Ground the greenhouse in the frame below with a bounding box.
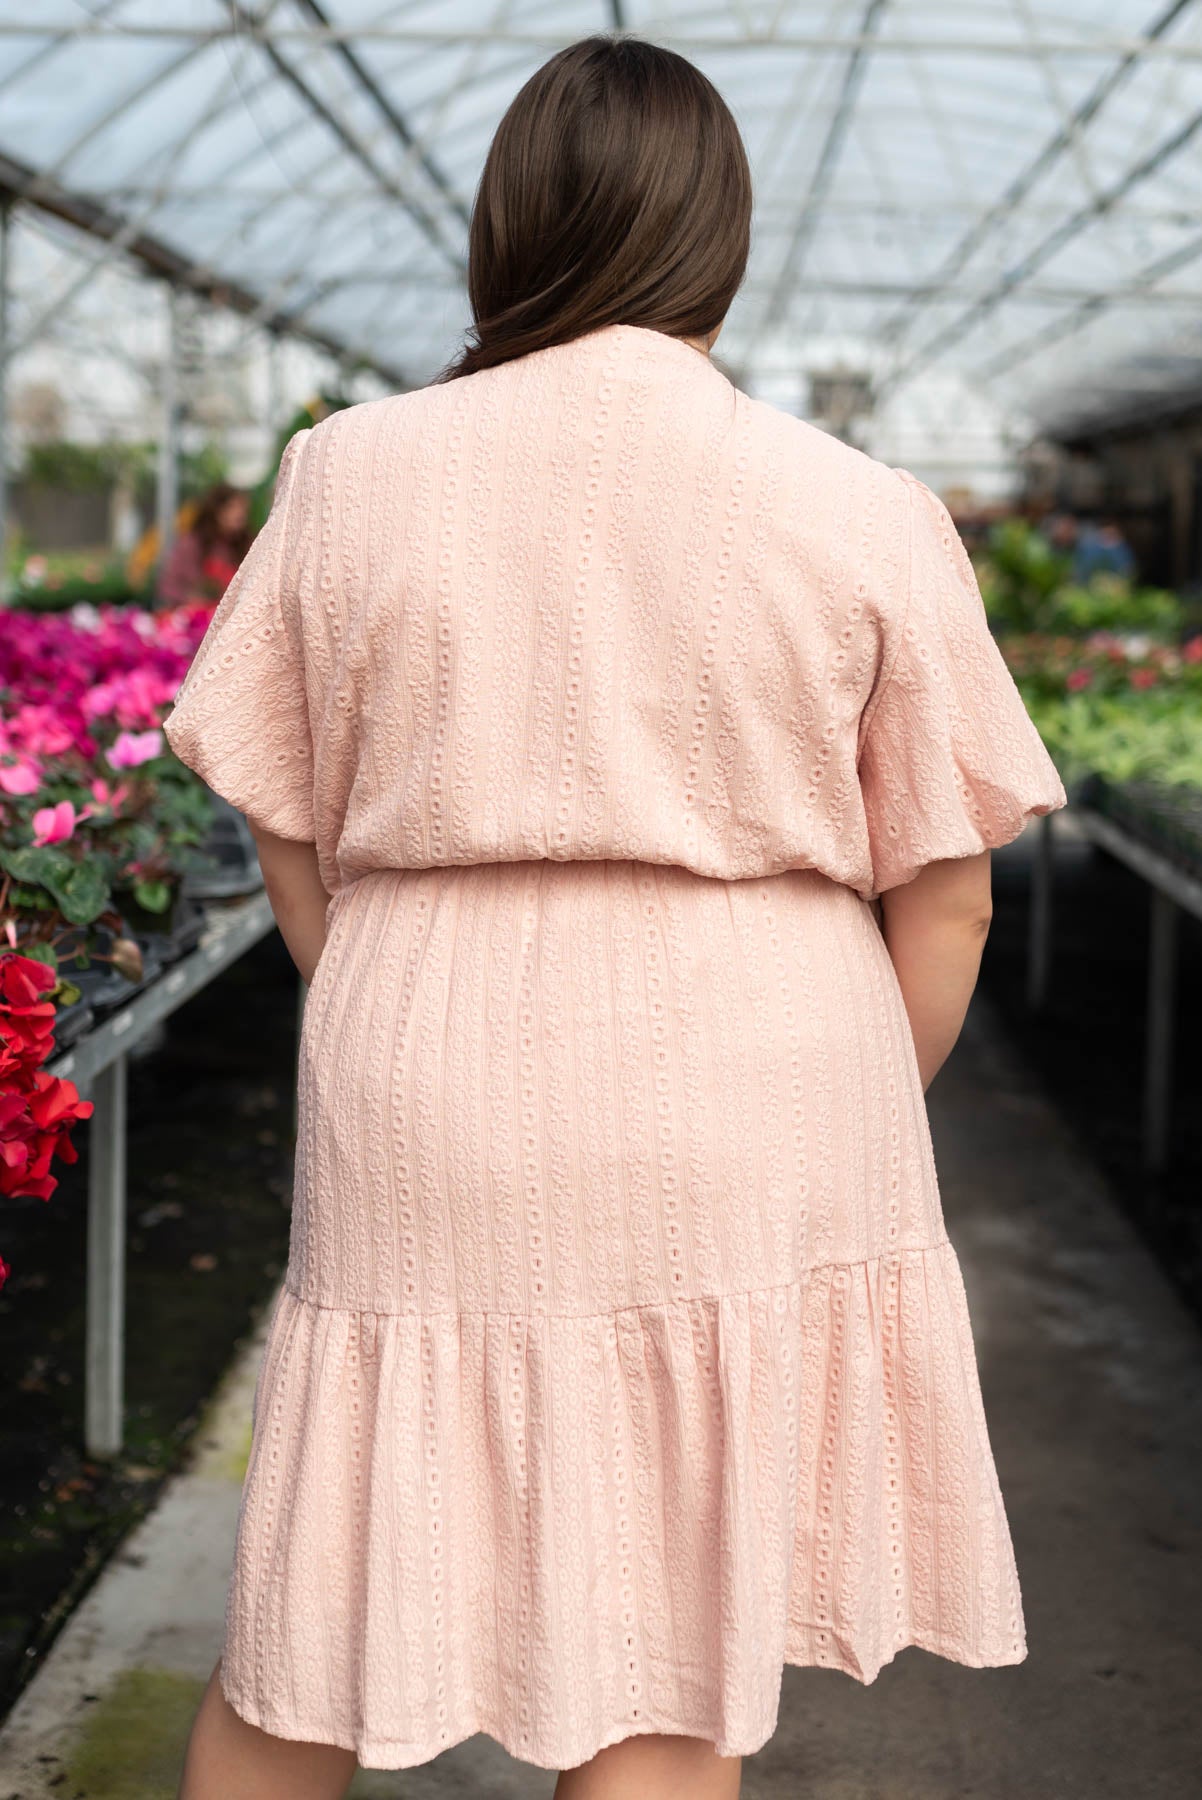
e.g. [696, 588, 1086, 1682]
[0, 5, 1200, 1796]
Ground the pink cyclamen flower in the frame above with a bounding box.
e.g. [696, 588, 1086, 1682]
[89, 776, 132, 811]
[32, 799, 79, 846]
[107, 728, 164, 770]
[0, 757, 42, 796]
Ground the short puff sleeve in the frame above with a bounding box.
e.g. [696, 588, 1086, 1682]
[163, 427, 315, 841]
[857, 467, 1066, 895]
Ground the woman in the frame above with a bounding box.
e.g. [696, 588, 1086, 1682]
[156, 482, 252, 608]
[165, 35, 1065, 1800]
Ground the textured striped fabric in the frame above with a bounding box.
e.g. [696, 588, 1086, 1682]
[163, 322, 1065, 1770]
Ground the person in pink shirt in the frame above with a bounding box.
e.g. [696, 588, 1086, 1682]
[156, 483, 252, 609]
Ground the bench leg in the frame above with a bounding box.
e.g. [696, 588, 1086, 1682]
[1143, 889, 1178, 1174]
[1026, 811, 1055, 1009]
[85, 1052, 128, 1457]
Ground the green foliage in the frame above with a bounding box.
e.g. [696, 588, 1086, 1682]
[107, 758, 216, 914]
[13, 550, 149, 611]
[977, 518, 1070, 630]
[178, 441, 230, 499]
[131, 878, 172, 914]
[20, 941, 58, 970]
[0, 844, 113, 926]
[20, 440, 151, 493]
[985, 518, 1202, 807]
[247, 391, 354, 531]
[1042, 577, 1182, 636]
[1020, 687, 1202, 791]
[976, 517, 1184, 638]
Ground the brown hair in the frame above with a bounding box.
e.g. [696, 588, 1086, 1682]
[190, 482, 251, 562]
[440, 35, 752, 380]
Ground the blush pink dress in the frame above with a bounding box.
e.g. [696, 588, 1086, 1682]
[163, 322, 1066, 1771]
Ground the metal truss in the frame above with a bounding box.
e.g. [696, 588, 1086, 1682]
[3, 21, 1202, 58]
[0, 0, 1201, 441]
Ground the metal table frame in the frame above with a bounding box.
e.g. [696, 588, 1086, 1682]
[44, 889, 283, 1457]
[1027, 807, 1202, 1173]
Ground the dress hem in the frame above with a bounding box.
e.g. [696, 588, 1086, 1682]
[220, 1633, 1028, 1772]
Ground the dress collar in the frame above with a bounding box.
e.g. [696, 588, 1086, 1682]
[562, 321, 733, 395]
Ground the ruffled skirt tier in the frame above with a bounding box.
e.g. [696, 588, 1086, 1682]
[220, 1237, 1024, 1771]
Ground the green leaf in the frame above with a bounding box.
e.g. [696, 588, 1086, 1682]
[131, 878, 171, 914]
[0, 844, 75, 891]
[58, 860, 112, 926]
[22, 942, 57, 971]
[9, 884, 55, 913]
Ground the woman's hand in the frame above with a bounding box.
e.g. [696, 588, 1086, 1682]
[878, 850, 993, 1092]
[247, 825, 331, 987]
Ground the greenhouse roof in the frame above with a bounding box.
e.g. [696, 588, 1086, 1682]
[3, 1, 1202, 439]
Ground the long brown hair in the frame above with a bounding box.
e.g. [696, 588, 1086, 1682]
[190, 481, 251, 562]
[440, 35, 752, 381]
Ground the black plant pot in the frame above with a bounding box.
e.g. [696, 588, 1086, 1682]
[1081, 773, 1202, 879]
[55, 922, 148, 1021]
[182, 793, 263, 900]
[116, 888, 207, 967]
[50, 994, 95, 1053]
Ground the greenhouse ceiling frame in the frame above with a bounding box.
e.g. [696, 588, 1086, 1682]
[2, 1, 1202, 508]
[2, 21, 1202, 57]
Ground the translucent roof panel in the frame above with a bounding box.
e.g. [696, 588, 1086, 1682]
[3, 1, 1202, 438]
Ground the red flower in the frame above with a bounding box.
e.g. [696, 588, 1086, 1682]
[1130, 667, 1159, 690]
[0, 954, 58, 1082]
[200, 552, 239, 595]
[0, 1070, 93, 1201]
[0, 1249, 9, 1291]
[1183, 636, 1202, 664]
[27, 1068, 92, 1145]
[1065, 668, 1093, 691]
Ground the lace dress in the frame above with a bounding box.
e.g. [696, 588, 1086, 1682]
[162, 323, 1066, 1771]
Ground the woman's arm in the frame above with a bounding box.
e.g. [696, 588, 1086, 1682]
[878, 850, 993, 1092]
[248, 826, 331, 987]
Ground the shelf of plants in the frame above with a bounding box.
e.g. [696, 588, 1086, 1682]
[980, 520, 1202, 1171]
[0, 594, 289, 1454]
[982, 518, 1202, 844]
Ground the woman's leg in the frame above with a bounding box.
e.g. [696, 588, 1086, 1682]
[554, 1732, 742, 1800]
[178, 1661, 357, 1800]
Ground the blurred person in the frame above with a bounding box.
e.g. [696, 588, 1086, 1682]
[1072, 513, 1136, 583]
[166, 33, 1066, 1800]
[1042, 509, 1080, 557]
[156, 481, 252, 608]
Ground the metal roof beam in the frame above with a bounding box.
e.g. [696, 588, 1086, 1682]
[875, 0, 1198, 351]
[82, 185, 1202, 229]
[0, 0, 125, 103]
[222, 2, 466, 273]
[297, 267, 1202, 305]
[977, 224, 1202, 381]
[5, 23, 1202, 58]
[760, 0, 891, 328]
[0, 150, 409, 388]
[883, 85, 1202, 395]
[290, 0, 470, 228]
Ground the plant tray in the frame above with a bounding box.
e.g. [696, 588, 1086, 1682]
[120, 893, 208, 967]
[183, 793, 264, 899]
[50, 995, 95, 1053]
[1077, 773, 1202, 880]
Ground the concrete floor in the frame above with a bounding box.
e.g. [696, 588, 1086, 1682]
[0, 989, 1199, 1799]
